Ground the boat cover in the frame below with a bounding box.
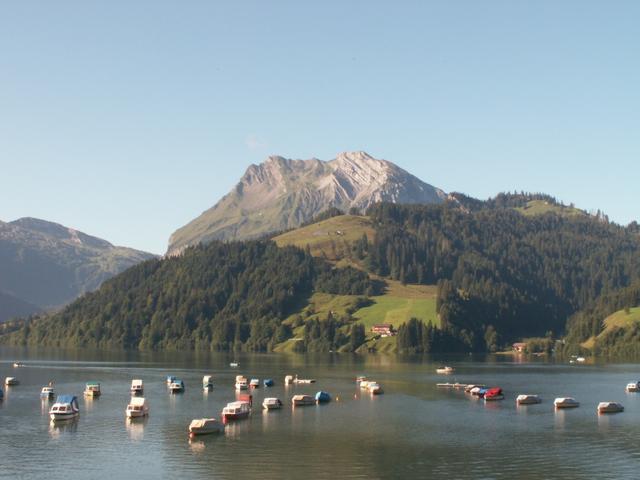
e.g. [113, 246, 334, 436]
[129, 397, 146, 407]
[315, 391, 331, 403]
[263, 379, 274, 387]
[486, 388, 502, 397]
[131, 380, 143, 387]
[56, 395, 78, 407]
[190, 418, 216, 429]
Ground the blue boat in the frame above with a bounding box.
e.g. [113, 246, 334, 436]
[315, 391, 331, 403]
[264, 379, 274, 387]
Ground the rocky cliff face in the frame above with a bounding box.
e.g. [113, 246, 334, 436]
[168, 151, 446, 254]
[0, 217, 156, 319]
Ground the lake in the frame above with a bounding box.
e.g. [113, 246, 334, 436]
[1, 348, 639, 479]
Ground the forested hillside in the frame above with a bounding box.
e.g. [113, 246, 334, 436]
[3, 241, 377, 350]
[363, 200, 640, 351]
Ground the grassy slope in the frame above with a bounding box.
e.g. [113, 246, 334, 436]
[515, 200, 586, 218]
[581, 307, 640, 349]
[273, 214, 438, 353]
[273, 215, 374, 261]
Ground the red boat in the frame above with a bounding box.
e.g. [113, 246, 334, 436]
[484, 387, 504, 401]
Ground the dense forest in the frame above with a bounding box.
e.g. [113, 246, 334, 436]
[2, 241, 377, 350]
[4, 193, 640, 353]
[364, 200, 640, 350]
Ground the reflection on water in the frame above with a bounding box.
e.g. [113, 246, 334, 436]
[2, 348, 640, 479]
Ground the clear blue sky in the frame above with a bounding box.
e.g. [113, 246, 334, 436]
[1, 1, 638, 254]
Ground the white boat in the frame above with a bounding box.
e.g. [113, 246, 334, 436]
[576, 357, 586, 363]
[293, 378, 316, 384]
[5, 377, 19, 386]
[203, 375, 213, 391]
[436, 366, 455, 374]
[368, 382, 384, 395]
[626, 382, 640, 392]
[41, 386, 55, 399]
[130, 379, 144, 395]
[222, 401, 251, 421]
[189, 418, 224, 436]
[125, 397, 149, 418]
[229, 362, 239, 368]
[83, 382, 101, 398]
[359, 380, 372, 390]
[464, 384, 486, 393]
[169, 379, 185, 393]
[49, 395, 80, 421]
[284, 375, 294, 385]
[12, 362, 24, 368]
[554, 397, 580, 409]
[516, 394, 542, 405]
[235, 376, 248, 390]
[262, 397, 283, 410]
[250, 378, 260, 388]
[597, 401, 624, 414]
[292, 394, 315, 406]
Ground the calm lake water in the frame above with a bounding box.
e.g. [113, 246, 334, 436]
[1, 348, 640, 479]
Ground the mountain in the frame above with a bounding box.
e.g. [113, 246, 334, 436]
[167, 151, 446, 255]
[0, 290, 41, 324]
[0, 217, 156, 318]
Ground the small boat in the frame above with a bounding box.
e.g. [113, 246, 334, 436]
[315, 391, 331, 403]
[368, 382, 384, 395]
[292, 394, 315, 406]
[484, 387, 504, 401]
[41, 386, 55, 399]
[49, 395, 80, 421]
[229, 362, 239, 368]
[516, 394, 542, 405]
[262, 397, 283, 410]
[597, 401, 624, 414]
[284, 375, 294, 385]
[166, 375, 177, 385]
[202, 375, 214, 391]
[169, 379, 185, 393]
[189, 418, 224, 436]
[4, 377, 19, 386]
[130, 379, 144, 395]
[83, 382, 101, 398]
[222, 401, 251, 422]
[12, 362, 25, 368]
[576, 357, 586, 363]
[359, 381, 372, 390]
[464, 384, 486, 393]
[626, 382, 640, 393]
[554, 397, 580, 409]
[263, 378, 274, 387]
[250, 378, 260, 388]
[235, 376, 249, 391]
[126, 397, 149, 418]
[294, 378, 316, 384]
[436, 366, 455, 375]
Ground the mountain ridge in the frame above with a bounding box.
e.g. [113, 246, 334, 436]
[167, 151, 446, 255]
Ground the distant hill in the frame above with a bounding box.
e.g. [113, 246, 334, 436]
[0, 217, 156, 318]
[0, 290, 41, 324]
[167, 151, 446, 255]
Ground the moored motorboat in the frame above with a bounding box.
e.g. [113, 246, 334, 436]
[516, 394, 541, 405]
[484, 387, 504, 401]
[169, 379, 185, 393]
[41, 386, 55, 399]
[359, 381, 372, 390]
[436, 366, 455, 375]
[126, 397, 149, 418]
[262, 397, 283, 410]
[222, 401, 251, 422]
[285, 375, 294, 385]
[13, 362, 25, 368]
[263, 378, 274, 387]
[5, 377, 19, 386]
[229, 362, 239, 368]
[250, 378, 260, 388]
[131, 379, 144, 395]
[597, 401, 624, 414]
[464, 384, 486, 393]
[294, 378, 316, 384]
[368, 382, 384, 395]
[315, 391, 331, 403]
[49, 395, 79, 421]
[554, 397, 579, 409]
[189, 418, 224, 436]
[202, 375, 213, 391]
[292, 394, 315, 406]
[235, 376, 249, 390]
[166, 375, 177, 385]
[83, 382, 101, 398]
[626, 382, 640, 393]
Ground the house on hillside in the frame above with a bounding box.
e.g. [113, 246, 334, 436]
[512, 342, 527, 353]
[371, 324, 395, 337]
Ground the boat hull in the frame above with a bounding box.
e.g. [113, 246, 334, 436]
[222, 412, 249, 422]
[50, 412, 79, 422]
[126, 410, 148, 418]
